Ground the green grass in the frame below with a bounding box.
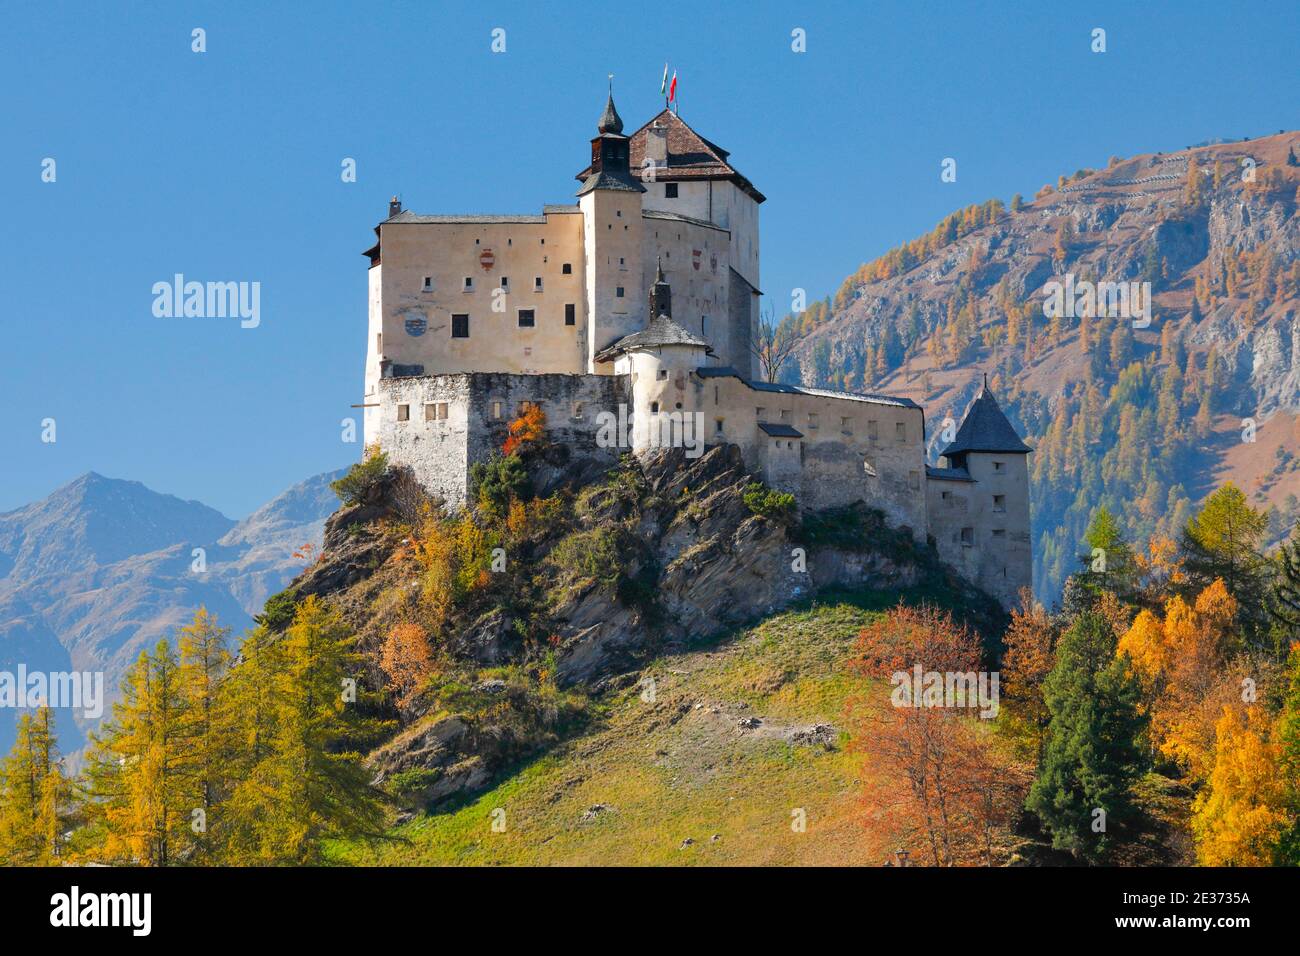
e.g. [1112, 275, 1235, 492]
[326, 596, 896, 866]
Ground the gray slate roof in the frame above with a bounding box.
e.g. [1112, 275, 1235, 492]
[941, 383, 1031, 456]
[925, 465, 974, 482]
[758, 422, 804, 438]
[695, 366, 919, 409]
[575, 169, 645, 196]
[594, 315, 713, 361]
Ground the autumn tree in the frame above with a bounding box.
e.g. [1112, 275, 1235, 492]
[0, 707, 65, 865]
[1191, 706, 1287, 865]
[1026, 611, 1146, 862]
[1180, 483, 1270, 640]
[380, 620, 436, 709]
[175, 608, 234, 860]
[1001, 589, 1057, 752]
[80, 640, 190, 865]
[223, 596, 386, 865]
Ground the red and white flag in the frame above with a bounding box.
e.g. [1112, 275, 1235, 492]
[668, 70, 677, 104]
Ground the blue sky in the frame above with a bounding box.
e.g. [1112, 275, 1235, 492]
[3, 0, 1297, 517]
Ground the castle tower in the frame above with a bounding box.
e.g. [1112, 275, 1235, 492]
[934, 375, 1033, 608]
[577, 90, 646, 373]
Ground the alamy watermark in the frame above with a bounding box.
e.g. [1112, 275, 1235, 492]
[595, 404, 704, 458]
[0, 666, 104, 719]
[152, 274, 260, 328]
[890, 665, 1000, 719]
[1042, 273, 1151, 329]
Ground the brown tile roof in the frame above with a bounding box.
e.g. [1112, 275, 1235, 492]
[576, 109, 765, 203]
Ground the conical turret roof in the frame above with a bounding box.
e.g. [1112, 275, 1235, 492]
[941, 376, 1031, 456]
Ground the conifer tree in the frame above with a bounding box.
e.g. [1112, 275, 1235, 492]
[1025, 611, 1147, 862]
[176, 608, 234, 860]
[81, 640, 190, 865]
[0, 706, 65, 865]
[1180, 483, 1270, 640]
[224, 596, 385, 864]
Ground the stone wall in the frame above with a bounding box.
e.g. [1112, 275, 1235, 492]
[376, 372, 630, 509]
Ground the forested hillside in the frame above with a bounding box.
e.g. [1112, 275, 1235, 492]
[782, 132, 1300, 603]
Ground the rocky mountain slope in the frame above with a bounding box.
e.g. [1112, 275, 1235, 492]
[282, 447, 1004, 813]
[784, 131, 1300, 602]
[0, 470, 343, 752]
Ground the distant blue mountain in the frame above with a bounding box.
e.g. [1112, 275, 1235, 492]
[0, 469, 345, 757]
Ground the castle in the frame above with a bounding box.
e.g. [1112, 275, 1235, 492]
[360, 92, 1032, 608]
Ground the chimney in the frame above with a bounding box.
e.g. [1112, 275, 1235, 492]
[388, 196, 402, 218]
[646, 121, 668, 169]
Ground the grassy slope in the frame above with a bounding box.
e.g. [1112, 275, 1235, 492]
[328, 592, 924, 866]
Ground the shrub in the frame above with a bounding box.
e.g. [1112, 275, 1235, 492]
[331, 450, 388, 506]
[743, 482, 796, 523]
[255, 587, 300, 631]
[470, 453, 530, 518]
[549, 528, 621, 587]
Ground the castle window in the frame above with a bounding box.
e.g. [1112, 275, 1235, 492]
[517, 309, 535, 328]
[867, 420, 879, 441]
[463, 277, 474, 292]
[534, 277, 543, 292]
[571, 402, 584, 419]
[960, 527, 974, 546]
[396, 404, 409, 422]
[422, 276, 433, 292]
[451, 314, 470, 338]
[756, 407, 766, 419]
[492, 401, 503, 419]
[896, 421, 907, 443]
[993, 494, 1006, 513]
[992, 529, 1006, 539]
[500, 276, 509, 290]
[616, 287, 625, 298]
[863, 458, 877, 478]
[665, 183, 678, 198]
[651, 402, 660, 413]
[808, 413, 818, 429]
[715, 418, 725, 435]
[993, 461, 1004, 472]
[910, 471, 921, 490]
[562, 263, 572, 275]
[779, 409, 791, 422]
[841, 416, 852, 434]
[424, 403, 449, 422]
[657, 369, 668, 380]
[941, 490, 952, 500]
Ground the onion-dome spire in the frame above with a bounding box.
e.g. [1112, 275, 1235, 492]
[598, 82, 624, 135]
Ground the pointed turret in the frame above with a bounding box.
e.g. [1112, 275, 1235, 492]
[648, 257, 671, 318]
[576, 86, 643, 197]
[941, 376, 1031, 458]
[597, 92, 624, 135]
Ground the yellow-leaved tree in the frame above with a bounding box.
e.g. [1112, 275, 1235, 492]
[1192, 706, 1287, 866]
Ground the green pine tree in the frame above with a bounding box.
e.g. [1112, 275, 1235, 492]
[1026, 611, 1147, 863]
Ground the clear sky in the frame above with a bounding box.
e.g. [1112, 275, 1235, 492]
[3, 0, 1297, 517]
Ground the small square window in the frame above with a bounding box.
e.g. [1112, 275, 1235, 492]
[534, 277, 543, 291]
[941, 490, 952, 500]
[960, 527, 974, 546]
[565, 303, 576, 326]
[909, 470, 921, 490]
[756, 407, 766, 419]
[562, 263, 573, 275]
[616, 286, 625, 298]
[808, 413, 819, 429]
[463, 277, 474, 292]
[571, 402, 584, 419]
[424, 403, 436, 421]
[779, 409, 791, 422]
[451, 314, 469, 338]
[422, 276, 433, 292]
[715, 418, 725, 434]
[665, 183, 678, 198]
[500, 276, 509, 290]
[993, 461, 1005, 472]
[868, 420, 879, 441]
[896, 421, 907, 443]
[657, 369, 668, 380]
[651, 401, 660, 414]
[396, 404, 409, 422]
[518, 309, 535, 328]
[993, 494, 1006, 512]
[992, 529, 1006, 539]
[492, 401, 503, 419]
